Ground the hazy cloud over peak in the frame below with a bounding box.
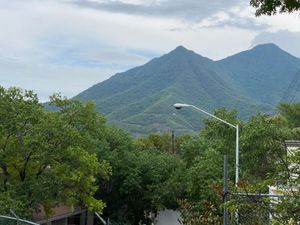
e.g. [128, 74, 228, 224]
[251, 30, 300, 58]
[70, 0, 243, 21]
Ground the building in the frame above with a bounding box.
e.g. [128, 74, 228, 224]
[33, 204, 96, 225]
[268, 140, 299, 223]
[269, 140, 300, 196]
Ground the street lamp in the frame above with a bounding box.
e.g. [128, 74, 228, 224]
[173, 103, 239, 186]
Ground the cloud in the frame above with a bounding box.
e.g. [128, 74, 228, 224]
[69, 0, 243, 22]
[196, 10, 267, 30]
[0, 56, 121, 102]
[67, 0, 300, 32]
[251, 30, 300, 58]
[0, 0, 299, 102]
[0, 0, 155, 101]
[0, 0, 154, 66]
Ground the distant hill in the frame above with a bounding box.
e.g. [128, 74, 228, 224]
[74, 44, 300, 135]
[218, 43, 300, 106]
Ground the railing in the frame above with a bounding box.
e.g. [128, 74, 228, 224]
[1, 210, 110, 225]
[94, 212, 109, 225]
[0, 210, 39, 225]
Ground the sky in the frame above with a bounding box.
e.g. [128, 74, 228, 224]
[1, 0, 300, 102]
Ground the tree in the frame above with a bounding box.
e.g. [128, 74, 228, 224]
[250, 0, 300, 16]
[177, 109, 238, 224]
[135, 132, 192, 154]
[179, 136, 206, 166]
[226, 104, 300, 224]
[135, 133, 173, 153]
[200, 108, 238, 155]
[240, 113, 292, 181]
[227, 151, 300, 224]
[0, 87, 111, 217]
[178, 199, 222, 225]
[97, 128, 187, 225]
[278, 102, 300, 129]
[271, 149, 300, 223]
[186, 148, 223, 204]
[199, 108, 239, 181]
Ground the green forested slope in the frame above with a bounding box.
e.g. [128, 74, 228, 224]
[218, 43, 300, 105]
[76, 46, 277, 135]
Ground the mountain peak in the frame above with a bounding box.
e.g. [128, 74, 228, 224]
[75, 44, 300, 135]
[245, 42, 300, 60]
[170, 45, 192, 55]
[252, 43, 281, 51]
[221, 43, 293, 62]
[174, 45, 188, 51]
[167, 45, 208, 61]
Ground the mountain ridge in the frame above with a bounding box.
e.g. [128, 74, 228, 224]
[218, 43, 300, 105]
[75, 43, 300, 135]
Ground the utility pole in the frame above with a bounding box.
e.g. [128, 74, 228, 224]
[171, 130, 175, 154]
[223, 155, 229, 225]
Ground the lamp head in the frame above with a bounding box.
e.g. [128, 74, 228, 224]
[173, 103, 189, 110]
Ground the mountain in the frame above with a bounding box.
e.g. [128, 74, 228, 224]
[218, 43, 300, 105]
[74, 45, 292, 135]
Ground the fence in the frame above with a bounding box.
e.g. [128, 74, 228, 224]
[227, 193, 273, 225]
[1, 210, 110, 225]
[0, 214, 39, 225]
[225, 192, 299, 225]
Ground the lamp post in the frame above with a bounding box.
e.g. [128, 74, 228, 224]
[173, 103, 239, 185]
[174, 103, 239, 225]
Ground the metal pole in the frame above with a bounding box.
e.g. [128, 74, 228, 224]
[0, 215, 40, 225]
[171, 130, 175, 154]
[235, 125, 239, 225]
[189, 105, 236, 129]
[232, 193, 285, 197]
[174, 103, 241, 224]
[235, 125, 239, 186]
[10, 210, 20, 225]
[223, 154, 228, 225]
[94, 212, 107, 225]
[177, 104, 239, 184]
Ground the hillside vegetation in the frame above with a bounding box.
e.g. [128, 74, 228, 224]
[2, 87, 299, 224]
[75, 44, 300, 135]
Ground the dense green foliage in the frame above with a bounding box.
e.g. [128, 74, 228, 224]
[101, 140, 186, 223]
[75, 44, 300, 135]
[0, 87, 111, 217]
[240, 113, 292, 181]
[1, 87, 299, 224]
[174, 105, 299, 225]
[250, 0, 300, 16]
[225, 104, 300, 224]
[278, 102, 300, 128]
